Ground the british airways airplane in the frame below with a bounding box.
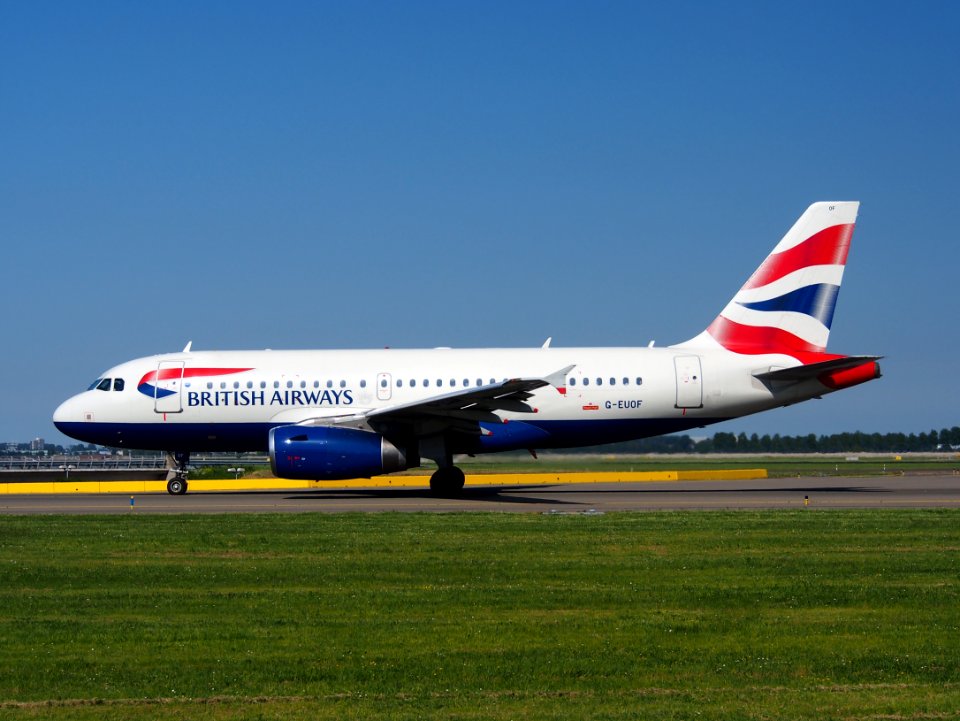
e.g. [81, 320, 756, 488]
[54, 202, 880, 495]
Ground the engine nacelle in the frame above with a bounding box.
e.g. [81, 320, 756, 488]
[269, 425, 412, 480]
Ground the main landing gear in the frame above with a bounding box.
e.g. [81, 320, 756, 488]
[165, 451, 190, 495]
[421, 435, 466, 496]
[429, 466, 465, 496]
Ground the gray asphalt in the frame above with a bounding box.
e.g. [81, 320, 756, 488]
[1, 474, 958, 514]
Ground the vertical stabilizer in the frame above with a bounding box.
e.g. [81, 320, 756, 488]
[677, 202, 859, 362]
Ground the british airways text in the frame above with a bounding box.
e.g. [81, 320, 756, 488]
[187, 389, 354, 407]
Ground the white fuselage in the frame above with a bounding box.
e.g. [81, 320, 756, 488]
[53, 345, 823, 455]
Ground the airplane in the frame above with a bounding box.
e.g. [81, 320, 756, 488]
[53, 201, 881, 496]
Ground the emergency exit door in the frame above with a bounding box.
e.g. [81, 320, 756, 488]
[153, 361, 185, 413]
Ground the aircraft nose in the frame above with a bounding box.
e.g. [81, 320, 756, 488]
[53, 394, 85, 433]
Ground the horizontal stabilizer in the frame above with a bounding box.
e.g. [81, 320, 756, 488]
[754, 355, 882, 382]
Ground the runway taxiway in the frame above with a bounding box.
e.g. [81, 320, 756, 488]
[1, 475, 958, 514]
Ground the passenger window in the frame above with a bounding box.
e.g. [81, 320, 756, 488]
[113, 378, 125, 392]
[207, 382, 213, 390]
[450, 379, 456, 387]
[436, 379, 442, 387]
[423, 379, 429, 387]
[274, 381, 280, 389]
[570, 377, 577, 386]
[286, 381, 293, 389]
[360, 379, 367, 388]
[609, 377, 616, 386]
[583, 378, 589, 386]
[247, 381, 253, 389]
[476, 378, 482, 386]
[340, 380, 346, 388]
[396, 379, 402, 387]
[636, 377, 643, 385]
[463, 379, 469, 387]
[326, 380, 333, 389]
[260, 381, 267, 389]
[380, 378, 387, 388]
[596, 378, 602, 386]
[623, 377, 629, 385]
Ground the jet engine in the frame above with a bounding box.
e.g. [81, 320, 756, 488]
[269, 425, 413, 480]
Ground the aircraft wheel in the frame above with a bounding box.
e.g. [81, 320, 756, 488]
[167, 478, 188, 495]
[430, 467, 465, 496]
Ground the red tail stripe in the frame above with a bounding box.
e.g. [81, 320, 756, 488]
[707, 316, 842, 364]
[743, 223, 853, 290]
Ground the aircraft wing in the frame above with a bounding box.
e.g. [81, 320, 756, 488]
[294, 365, 573, 433]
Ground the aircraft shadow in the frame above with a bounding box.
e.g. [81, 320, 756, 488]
[281, 485, 580, 505]
[190, 482, 892, 507]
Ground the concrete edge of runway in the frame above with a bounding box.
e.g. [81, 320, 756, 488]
[0, 469, 768, 495]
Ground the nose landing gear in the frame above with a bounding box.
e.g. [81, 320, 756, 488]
[165, 451, 190, 495]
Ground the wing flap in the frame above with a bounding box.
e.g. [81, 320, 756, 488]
[366, 365, 573, 422]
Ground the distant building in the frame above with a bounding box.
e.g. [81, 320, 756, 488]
[30, 437, 45, 452]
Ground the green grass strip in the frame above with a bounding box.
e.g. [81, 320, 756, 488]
[0, 510, 958, 719]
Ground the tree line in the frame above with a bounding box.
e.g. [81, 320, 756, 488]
[565, 427, 960, 454]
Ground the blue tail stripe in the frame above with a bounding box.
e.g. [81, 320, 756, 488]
[737, 283, 840, 328]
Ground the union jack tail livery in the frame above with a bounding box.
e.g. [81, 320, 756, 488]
[682, 202, 858, 363]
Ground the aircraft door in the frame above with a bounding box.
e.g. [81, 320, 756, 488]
[674, 355, 703, 409]
[154, 361, 185, 413]
[376, 372, 392, 401]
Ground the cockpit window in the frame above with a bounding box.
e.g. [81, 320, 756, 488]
[87, 379, 103, 391]
[113, 378, 125, 392]
[96, 378, 112, 392]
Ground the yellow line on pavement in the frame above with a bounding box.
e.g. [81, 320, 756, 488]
[0, 469, 766, 495]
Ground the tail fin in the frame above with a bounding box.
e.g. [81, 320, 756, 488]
[678, 201, 859, 362]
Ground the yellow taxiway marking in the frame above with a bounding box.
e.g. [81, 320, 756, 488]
[0, 469, 767, 495]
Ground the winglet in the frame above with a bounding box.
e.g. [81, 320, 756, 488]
[544, 364, 575, 392]
[182, 341, 193, 353]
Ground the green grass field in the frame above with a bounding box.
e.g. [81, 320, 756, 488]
[1, 511, 958, 719]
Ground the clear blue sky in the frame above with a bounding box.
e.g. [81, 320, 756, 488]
[2, 1, 957, 445]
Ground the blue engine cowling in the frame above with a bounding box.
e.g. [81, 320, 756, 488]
[269, 425, 412, 480]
